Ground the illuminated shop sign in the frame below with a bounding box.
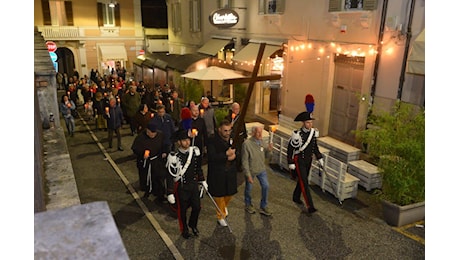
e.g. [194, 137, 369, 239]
[209, 8, 239, 28]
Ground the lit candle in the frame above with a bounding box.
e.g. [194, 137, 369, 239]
[144, 150, 150, 158]
[231, 113, 236, 120]
[159, 100, 162, 104]
[191, 128, 198, 137]
[200, 109, 204, 117]
[150, 113, 154, 118]
[117, 97, 120, 103]
[105, 107, 109, 113]
[269, 125, 277, 143]
[67, 91, 70, 96]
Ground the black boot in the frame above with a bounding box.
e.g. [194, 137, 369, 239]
[190, 226, 199, 236]
[182, 230, 191, 239]
[293, 198, 303, 205]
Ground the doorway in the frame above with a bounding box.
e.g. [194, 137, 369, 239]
[328, 55, 364, 145]
[55, 47, 75, 76]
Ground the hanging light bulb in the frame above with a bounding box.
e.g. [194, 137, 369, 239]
[109, 1, 115, 8]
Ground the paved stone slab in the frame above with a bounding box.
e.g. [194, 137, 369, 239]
[35, 201, 129, 259]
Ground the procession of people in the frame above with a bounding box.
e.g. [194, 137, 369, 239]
[63, 73, 325, 239]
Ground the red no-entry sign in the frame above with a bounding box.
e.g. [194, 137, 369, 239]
[46, 41, 57, 52]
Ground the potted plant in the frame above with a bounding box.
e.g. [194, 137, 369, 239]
[354, 101, 425, 227]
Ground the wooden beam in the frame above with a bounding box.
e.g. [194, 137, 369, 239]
[223, 74, 281, 85]
[231, 43, 267, 149]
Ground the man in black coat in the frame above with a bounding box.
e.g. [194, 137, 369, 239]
[225, 102, 247, 171]
[206, 119, 237, 227]
[131, 121, 169, 200]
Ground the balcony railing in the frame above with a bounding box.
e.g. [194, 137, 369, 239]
[37, 26, 82, 40]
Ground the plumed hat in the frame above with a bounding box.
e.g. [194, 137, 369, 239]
[180, 107, 192, 131]
[294, 111, 315, 122]
[294, 94, 316, 121]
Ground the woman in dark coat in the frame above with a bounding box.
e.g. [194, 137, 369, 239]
[133, 103, 154, 134]
[206, 119, 237, 226]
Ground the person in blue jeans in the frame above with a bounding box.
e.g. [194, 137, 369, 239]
[241, 126, 273, 216]
[59, 94, 76, 137]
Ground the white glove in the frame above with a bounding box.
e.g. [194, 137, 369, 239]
[200, 181, 208, 191]
[318, 158, 324, 168]
[167, 194, 175, 204]
[289, 164, 296, 170]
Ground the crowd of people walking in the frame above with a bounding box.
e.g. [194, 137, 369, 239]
[59, 68, 324, 239]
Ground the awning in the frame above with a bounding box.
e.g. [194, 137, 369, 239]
[198, 38, 232, 56]
[232, 43, 282, 63]
[406, 29, 425, 75]
[99, 45, 127, 61]
[133, 52, 211, 73]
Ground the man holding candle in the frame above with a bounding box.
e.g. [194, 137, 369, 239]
[241, 126, 273, 216]
[121, 83, 141, 136]
[206, 120, 237, 226]
[198, 97, 217, 139]
[104, 97, 124, 151]
[189, 104, 208, 165]
[169, 90, 182, 127]
[225, 102, 247, 171]
[131, 120, 169, 199]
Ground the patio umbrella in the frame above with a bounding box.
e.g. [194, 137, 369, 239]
[181, 66, 246, 80]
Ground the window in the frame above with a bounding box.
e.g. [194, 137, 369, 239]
[97, 2, 121, 27]
[42, 0, 74, 26]
[171, 2, 182, 33]
[328, 0, 377, 12]
[189, 0, 201, 32]
[258, 0, 285, 15]
[219, 0, 233, 8]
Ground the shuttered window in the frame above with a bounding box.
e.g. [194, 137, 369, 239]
[42, 0, 51, 25]
[97, 1, 121, 27]
[258, 0, 285, 15]
[329, 0, 378, 12]
[64, 1, 74, 26]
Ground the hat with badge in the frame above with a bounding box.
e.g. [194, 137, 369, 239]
[172, 129, 190, 142]
[294, 111, 315, 121]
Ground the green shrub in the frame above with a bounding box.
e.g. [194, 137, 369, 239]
[354, 102, 425, 206]
[214, 107, 230, 126]
[179, 79, 204, 105]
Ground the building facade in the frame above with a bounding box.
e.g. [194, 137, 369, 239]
[34, 0, 425, 146]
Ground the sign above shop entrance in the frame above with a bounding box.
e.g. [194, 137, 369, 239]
[209, 8, 239, 28]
